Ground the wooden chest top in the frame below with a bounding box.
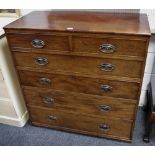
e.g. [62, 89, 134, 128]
[4, 11, 151, 36]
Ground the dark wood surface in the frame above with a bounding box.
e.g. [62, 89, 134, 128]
[4, 11, 150, 142]
[4, 11, 150, 36]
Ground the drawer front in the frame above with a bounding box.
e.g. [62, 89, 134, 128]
[73, 36, 147, 57]
[23, 87, 136, 120]
[14, 52, 143, 78]
[29, 106, 133, 140]
[19, 70, 140, 99]
[8, 34, 69, 51]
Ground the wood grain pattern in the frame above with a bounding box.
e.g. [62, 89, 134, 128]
[13, 52, 143, 79]
[19, 70, 140, 99]
[7, 33, 70, 51]
[23, 87, 136, 120]
[72, 36, 147, 57]
[28, 106, 133, 140]
[4, 11, 150, 36]
[7, 33, 147, 58]
[32, 121, 132, 142]
[16, 67, 142, 83]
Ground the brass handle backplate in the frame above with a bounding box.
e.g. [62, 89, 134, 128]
[39, 78, 51, 85]
[98, 105, 112, 112]
[99, 124, 110, 131]
[100, 85, 112, 92]
[43, 96, 54, 104]
[99, 63, 114, 71]
[99, 44, 115, 53]
[48, 115, 57, 121]
[35, 57, 48, 65]
[31, 39, 45, 48]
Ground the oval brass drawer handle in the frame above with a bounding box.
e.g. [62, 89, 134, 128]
[48, 115, 57, 121]
[39, 78, 51, 85]
[99, 63, 114, 71]
[31, 39, 45, 48]
[99, 44, 115, 53]
[35, 57, 48, 65]
[98, 105, 112, 112]
[43, 96, 55, 104]
[100, 85, 112, 92]
[99, 124, 110, 131]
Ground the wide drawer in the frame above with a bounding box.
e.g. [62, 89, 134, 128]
[7, 34, 70, 52]
[13, 52, 143, 79]
[29, 106, 133, 140]
[19, 70, 140, 99]
[8, 33, 147, 58]
[72, 36, 147, 57]
[23, 87, 136, 120]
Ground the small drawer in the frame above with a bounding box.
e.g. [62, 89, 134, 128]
[8, 34, 70, 52]
[23, 87, 136, 120]
[19, 70, 140, 100]
[72, 36, 147, 57]
[14, 52, 143, 79]
[29, 106, 133, 140]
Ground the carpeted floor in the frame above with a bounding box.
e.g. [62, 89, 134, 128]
[0, 107, 155, 146]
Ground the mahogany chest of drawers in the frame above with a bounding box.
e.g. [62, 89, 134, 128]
[4, 11, 151, 142]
